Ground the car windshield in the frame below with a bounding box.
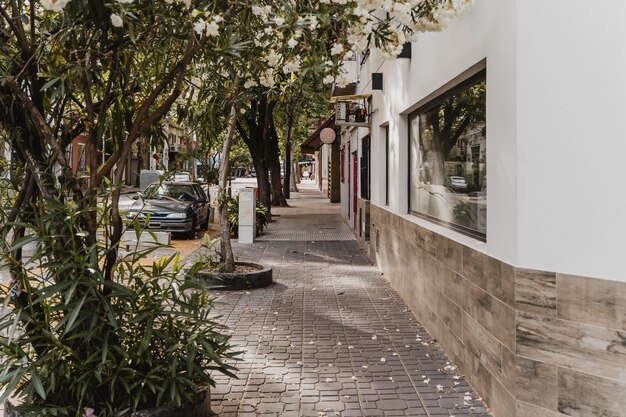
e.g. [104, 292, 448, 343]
[144, 184, 197, 201]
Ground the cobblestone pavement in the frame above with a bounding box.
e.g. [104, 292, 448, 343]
[209, 183, 493, 417]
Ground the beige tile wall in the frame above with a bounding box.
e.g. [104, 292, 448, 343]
[369, 205, 626, 417]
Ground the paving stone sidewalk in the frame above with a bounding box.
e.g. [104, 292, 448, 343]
[209, 184, 493, 417]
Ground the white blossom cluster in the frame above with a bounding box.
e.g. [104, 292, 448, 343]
[39, 0, 475, 91]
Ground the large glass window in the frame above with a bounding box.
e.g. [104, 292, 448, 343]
[409, 72, 486, 240]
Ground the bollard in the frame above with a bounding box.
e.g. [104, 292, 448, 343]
[238, 187, 257, 244]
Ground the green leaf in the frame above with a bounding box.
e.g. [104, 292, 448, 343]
[31, 368, 46, 400]
[63, 293, 87, 334]
[39, 78, 59, 92]
[10, 235, 37, 252]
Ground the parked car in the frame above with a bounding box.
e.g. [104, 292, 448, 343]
[126, 182, 210, 239]
[449, 176, 468, 192]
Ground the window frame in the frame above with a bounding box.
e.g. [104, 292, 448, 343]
[385, 127, 389, 206]
[407, 69, 487, 241]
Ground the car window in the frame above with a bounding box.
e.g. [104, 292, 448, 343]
[194, 185, 207, 201]
[145, 184, 198, 201]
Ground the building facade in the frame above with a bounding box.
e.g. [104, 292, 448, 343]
[336, 2, 626, 416]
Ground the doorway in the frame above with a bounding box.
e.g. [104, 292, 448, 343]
[352, 151, 358, 229]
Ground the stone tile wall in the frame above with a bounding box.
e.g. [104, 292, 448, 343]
[369, 205, 626, 417]
[355, 198, 371, 255]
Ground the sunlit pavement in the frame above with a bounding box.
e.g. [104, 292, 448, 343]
[209, 182, 493, 417]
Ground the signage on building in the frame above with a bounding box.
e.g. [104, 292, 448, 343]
[320, 128, 336, 144]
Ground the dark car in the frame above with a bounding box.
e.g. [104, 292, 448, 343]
[126, 182, 210, 239]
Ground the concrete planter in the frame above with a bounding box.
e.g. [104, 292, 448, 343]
[6, 386, 211, 417]
[194, 262, 272, 290]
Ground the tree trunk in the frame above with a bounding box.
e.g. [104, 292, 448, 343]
[217, 103, 239, 273]
[251, 154, 271, 211]
[282, 112, 294, 199]
[269, 156, 286, 206]
[268, 116, 287, 206]
[290, 156, 299, 192]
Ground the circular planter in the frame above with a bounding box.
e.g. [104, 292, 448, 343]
[194, 262, 272, 290]
[5, 386, 211, 417]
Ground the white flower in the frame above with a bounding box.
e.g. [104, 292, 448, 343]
[330, 43, 344, 56]
[243, 80, 258, 89]
[259, 69, 276, 88]
[41, 0, 72, 12]
[352, 6, 370, 22]
[287, 37, 298, 48]
[110, 13, 123, 27]
[282, 57, 299, 73]
[116, 0, 134, 3]
[252, 5, 265, 16]
[205, 21, 219, 37]
[193, 20, 206, 35]
[264, 50, 282, 67]
[273, 16, 286, 26]
[335, 73, 350, 88]
[380, 357, 386, 363]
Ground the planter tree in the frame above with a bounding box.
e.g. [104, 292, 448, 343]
[0, 0, 475, 414]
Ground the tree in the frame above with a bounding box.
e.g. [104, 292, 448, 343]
[0, 0, 475, 413]
[420, 80, 486, 185]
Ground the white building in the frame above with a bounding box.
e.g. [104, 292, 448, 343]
[335, 2, 626, 416]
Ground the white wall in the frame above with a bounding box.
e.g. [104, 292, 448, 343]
[516, 1, 626, 282]
[348, 0, 626, 282]
[362, 0, 519, 261]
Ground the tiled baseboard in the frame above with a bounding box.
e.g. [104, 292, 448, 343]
[369, 205, 626, 417]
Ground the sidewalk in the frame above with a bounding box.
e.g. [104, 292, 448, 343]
[209, 183, 493, 417]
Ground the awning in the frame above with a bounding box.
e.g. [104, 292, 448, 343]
[301, 116, 335, 155]
[329, 93, 372, 104]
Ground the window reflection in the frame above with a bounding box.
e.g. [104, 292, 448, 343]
[409, 75, 487, 239]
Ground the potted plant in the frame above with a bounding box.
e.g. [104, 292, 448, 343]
[0, 200, 238, 416]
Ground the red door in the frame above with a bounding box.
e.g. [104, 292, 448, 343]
[352, 151, 358, 229]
